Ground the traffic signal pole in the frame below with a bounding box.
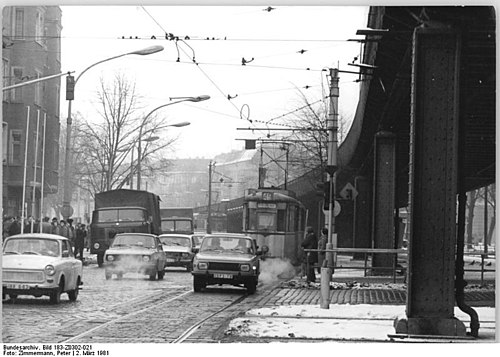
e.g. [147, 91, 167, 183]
[320, 68, 339, 309]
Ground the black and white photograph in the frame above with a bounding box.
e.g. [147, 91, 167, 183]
[1, 0, 497, 353]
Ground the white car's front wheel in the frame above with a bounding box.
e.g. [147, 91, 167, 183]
[50, 280, 64, 304]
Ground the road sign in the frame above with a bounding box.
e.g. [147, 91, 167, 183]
[61, 204, 74, 218]
[340, 182, 358, 200]
[323, 200, 341, 217]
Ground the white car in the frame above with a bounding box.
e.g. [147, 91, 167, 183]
[159, 234, 196, 271]
[2, 233, 83, 304]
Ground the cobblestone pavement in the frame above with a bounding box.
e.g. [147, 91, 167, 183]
[2, 264, 257, 343]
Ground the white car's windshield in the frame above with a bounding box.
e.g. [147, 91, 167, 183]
[3, 238, 60, 257]
[112, 235, 155, 248]
[160, 236, 190, 247]
[200, 237, 253, 253]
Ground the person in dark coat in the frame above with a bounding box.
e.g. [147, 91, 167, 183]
[8, 217, 21, 236]
[74, 223, 86, 261]
[301, 226, 318, 283]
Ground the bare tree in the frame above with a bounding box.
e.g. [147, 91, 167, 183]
[71, 73, 177, 196]
[276, 89, 349, 180]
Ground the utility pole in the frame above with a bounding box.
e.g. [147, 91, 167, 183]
[206, 161, 213, 234]
[320, 68, 339, 309]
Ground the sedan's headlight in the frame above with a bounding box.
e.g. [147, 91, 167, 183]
[181, 253, 190, 258]
[44, 265, 56, 276]
[197, 262, 208, 270]
[240, 264, 250, 272]
[93, 243, 100, 249]
[142, 255, 151, 262]
[106, 255, 114, 261]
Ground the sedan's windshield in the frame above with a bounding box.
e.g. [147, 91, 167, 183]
[159, 236, 191, 247]
[200, 237, 253, 254]
[3, 238, 60, 257]
[112, 235, 155, 248]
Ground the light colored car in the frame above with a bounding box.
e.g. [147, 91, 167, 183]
[159, 234, 196, 271]
[104, 233, 166, 280]
[191, 234, 267, 294]
[2, 233, 83, 304]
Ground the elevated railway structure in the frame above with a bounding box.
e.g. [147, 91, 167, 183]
[195, 6, 495, 338]
[336, 6, 495, 338]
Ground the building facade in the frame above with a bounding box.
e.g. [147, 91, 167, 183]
[2, 6, 62, 218]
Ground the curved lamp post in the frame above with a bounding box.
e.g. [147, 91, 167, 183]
[136, 95, 210, 190]
[61, 46, 164, 220]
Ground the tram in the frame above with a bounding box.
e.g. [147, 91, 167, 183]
[239, 188, 306, 265]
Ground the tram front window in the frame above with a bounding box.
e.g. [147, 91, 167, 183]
[257, 212, 275, 230]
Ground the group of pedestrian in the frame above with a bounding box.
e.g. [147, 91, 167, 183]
[300, 226, 328, 284]
[2, 215, 88, 261]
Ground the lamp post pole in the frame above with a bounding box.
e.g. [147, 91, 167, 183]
[61, 46, 164, 220]
[136, 95, 210, 190]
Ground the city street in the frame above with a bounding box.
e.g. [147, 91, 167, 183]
[2, 264, 256, 343]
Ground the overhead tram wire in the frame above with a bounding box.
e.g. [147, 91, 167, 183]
[138, 6, 348, 137]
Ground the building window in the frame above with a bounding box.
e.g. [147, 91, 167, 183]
[2, 122, 8, 165]
[9, 129, 22, 165]
[13, 8, 25, 40]
[3, 58, 9, 102]
[11, 67, 23, 102]
[35, 11, 45, 46]
[34, 70, 42, 105]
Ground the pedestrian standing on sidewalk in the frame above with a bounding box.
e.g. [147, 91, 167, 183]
[74, 223, 86, 261]
[317, 227, 328, 274]
[301, 226, 318, 284]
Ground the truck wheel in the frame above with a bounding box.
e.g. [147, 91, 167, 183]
[105, 271, 112, 280]
[149, 271, 157, 281]
[157, 270, 165, 280]
[97, 253, 104, 267]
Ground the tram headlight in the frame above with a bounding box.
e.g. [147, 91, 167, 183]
[240, 264, 250, 272]
[93, 242, 100, 249]
[197, 262, 208, 270]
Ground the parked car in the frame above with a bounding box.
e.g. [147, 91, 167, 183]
[159, 234, 197, 271]
[191, 234, 268, 294]
[104, 233, 166, 280]
[2, 233, 83, 304]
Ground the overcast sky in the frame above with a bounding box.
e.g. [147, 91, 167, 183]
[57, 5, 369, 159]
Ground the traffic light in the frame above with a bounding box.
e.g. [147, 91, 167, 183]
[66, 75, 75, 100]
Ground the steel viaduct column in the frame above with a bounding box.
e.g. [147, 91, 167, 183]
[394, 27, 466, 336]
[371, 131, 396, 274]
[352, 176, 371, 260]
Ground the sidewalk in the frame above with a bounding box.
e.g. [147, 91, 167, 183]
[222, 257, 496, 343]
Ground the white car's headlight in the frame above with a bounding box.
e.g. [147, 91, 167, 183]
[93, 243, 100, 249]
[106, 255, 114, 261]
[142, 255, 151, 262]
[44, 265, 56, 276]
[240, 264, 250, 272]
[197, 262, 208, 270]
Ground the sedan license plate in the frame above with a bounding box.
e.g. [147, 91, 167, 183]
[166, 258, 176, 263]
[6, 283, 30, 290]
[213, 273, 232, 279]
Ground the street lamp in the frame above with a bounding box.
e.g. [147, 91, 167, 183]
[61, 46, 164, 220]
[136, 95, 210, 190]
